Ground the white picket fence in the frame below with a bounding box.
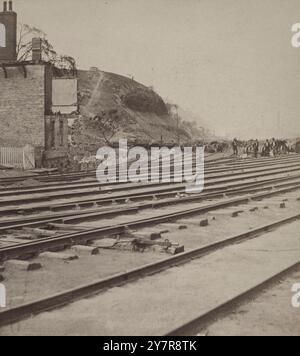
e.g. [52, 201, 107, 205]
[0, 145, 35, 170]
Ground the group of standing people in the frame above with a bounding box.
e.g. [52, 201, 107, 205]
[232, 138, 289, 158]
[261, 138, 290, 157]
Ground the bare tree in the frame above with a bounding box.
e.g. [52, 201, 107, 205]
[17, 24, 46, 61]
[92, 110, 124, 146]
[17, 23, 76, 74]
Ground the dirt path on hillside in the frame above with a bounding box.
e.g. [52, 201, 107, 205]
[86, 71, 104, 116]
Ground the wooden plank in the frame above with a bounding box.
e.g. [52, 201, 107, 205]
[47, 223, 89, 231]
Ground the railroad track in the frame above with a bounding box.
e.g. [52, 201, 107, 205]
[0, 208, 299, 332]
[0, 153, 276, 186]
[1, 156, 300, 209]
[166, 260, 300, 336]
[0, 154, 299, 195]
[0, 174, 299, 230]
[0, 153, 233, 186]
[0, 154, 300, 259]
[0, 155, 297, 230]
[0, 179, 299, 261]
[0, 154, 299, 334]
[0, 165, 298, 216]
[0, 154, 298, 195]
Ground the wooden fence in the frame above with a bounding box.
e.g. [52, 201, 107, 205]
[0, 145, 35, 170]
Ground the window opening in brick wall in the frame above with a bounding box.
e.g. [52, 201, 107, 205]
[0, 23, 6, 48]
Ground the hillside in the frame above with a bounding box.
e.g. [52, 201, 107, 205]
[71, 68, 198, 151]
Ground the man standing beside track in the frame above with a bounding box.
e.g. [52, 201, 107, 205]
[232, 138, 239, 156]
[262, 139, 271, 157]
[271, 138, 277, 157]
[253, 139, 259, 158]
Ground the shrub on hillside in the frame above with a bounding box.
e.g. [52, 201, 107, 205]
[122, 89, 168, 115]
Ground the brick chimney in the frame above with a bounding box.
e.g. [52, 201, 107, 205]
[2, 1, 13, 12]
[32, 38, 42, 62]
[0, 1, 17, 63]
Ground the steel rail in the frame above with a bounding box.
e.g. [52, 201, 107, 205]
[2, 163, 300, 207]
[0, 175, 299, 231]
[0, 156, 299, 198]
[0, 182, 300, 262]
[1, 154, 299, 195]
[165, 260, 300, 336]
[0, 153, 232, 185]
[0, 213, 299, 329]
[0, 154, 299, 187]
[1, 172, 298, 216]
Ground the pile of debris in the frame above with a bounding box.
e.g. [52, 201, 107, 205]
[91, 227, 184, 256]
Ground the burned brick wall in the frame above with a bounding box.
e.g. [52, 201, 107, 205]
[45, 115, 69, 151]
[0, 64, 48, 147]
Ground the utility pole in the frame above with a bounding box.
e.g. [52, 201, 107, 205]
[175, 105, 180, 145]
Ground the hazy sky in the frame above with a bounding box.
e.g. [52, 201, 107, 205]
[13, 0, 300, 138]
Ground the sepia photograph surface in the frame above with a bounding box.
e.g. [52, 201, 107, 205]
[0, 0, 300, 338]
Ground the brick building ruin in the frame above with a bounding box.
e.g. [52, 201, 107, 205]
[0, 1, 78, 168]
